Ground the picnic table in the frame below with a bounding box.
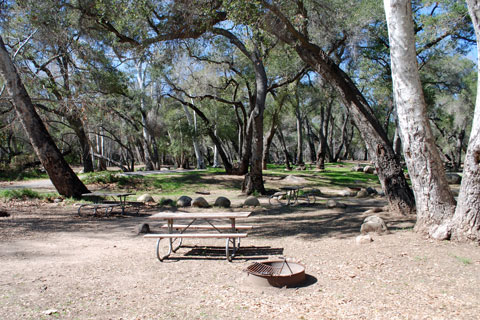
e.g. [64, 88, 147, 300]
[269, 186, 316, 206]
[145, 211, 253, 262]
[79, 192, 135, 215]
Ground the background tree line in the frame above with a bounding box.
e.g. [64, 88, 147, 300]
[0, 0, 478, 242]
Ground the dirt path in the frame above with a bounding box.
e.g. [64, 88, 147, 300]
[1, 199, 479, 319]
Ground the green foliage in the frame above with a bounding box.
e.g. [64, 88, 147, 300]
[81, 171, 130, 185]
[0, 188, 42, 200]
[0, 168, 48, 181]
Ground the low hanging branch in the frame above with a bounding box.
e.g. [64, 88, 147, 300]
[92, 152, 128, 172]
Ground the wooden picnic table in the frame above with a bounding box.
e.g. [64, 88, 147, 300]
[81, 192, 135, 215]
[279, 186, 305, 205]
[146, 211, 253, 261]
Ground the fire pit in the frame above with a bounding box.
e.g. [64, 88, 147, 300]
[245, 258, 306, 287]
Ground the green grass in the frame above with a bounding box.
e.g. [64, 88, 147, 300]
[0, 188, 57, 201]
[0, 168, 49, 181]
[264, 162, 380, 188]
[453, 255, 472, 265]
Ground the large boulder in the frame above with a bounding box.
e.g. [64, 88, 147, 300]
[351, 165, 364, 172]
[326, 199, 346, 208]
[176, 195, 192, 207]
[356, 189, 369, 198]
[445, 173, 462, 184]
[244, 196, 260, 207]
[360, 215, 389, 234]
[137, 194, 154, 202]
[214, 196, 231, 208]
[363, 166, 375, 174]
[192, 197, 210, 208]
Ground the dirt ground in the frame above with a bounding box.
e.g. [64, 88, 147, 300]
[1, 190, 480, 320]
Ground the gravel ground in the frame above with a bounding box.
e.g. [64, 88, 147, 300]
[1, 198, 479, 320]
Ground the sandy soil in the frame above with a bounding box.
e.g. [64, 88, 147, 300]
[1, 194, 480, 320]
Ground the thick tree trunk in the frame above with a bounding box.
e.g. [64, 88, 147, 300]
[449, 0, 480, 242]
[0, 36, 89, 198]
[384, 0, 456, 237]
[243, 47, 267, 195]
[68, 116, 94, 173]
[264, 8, 416, 215]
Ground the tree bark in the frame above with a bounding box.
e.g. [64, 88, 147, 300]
[0, 36, 89, 198]
[449, 0, 480, 242]
[263, 5, 416, 215]
[263, 92, 287, 169]
[384, 0, 456, 237]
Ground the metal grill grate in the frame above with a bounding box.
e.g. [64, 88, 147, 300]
[246, 258, 294, 276]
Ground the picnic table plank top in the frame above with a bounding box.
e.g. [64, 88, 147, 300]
[149, 211, 252, 219]
[82, 192, 135, 197]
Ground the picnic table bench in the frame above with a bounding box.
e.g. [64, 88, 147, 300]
[78, 192, 135, 216]
[146, 211, 253, 262]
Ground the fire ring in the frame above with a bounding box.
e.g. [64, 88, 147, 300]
[245, 259, 306, 287]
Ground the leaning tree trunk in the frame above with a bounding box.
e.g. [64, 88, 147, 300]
[263, 8, 416, 215]
[0, 36, 89, 198]
[384, 0, 456, 237]
[449, 0, 480, 242]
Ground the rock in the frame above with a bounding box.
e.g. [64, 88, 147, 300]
[282, 175, 308, 184]
[138, 194, 154, 202]
[53, 198, 63, 203]
[134, 223, 150, 234]
[356, 189, 369, 198]
[43, 309, 59, 316]
[339, 189, 353, 197]
[160, 198, 175, 206]
[366, 187, 378, 195]
[0, 211, 10, 217]
[445, 173, 462, 184]
[244, 196, 260, 207]
[192, 197, 210, 208]
[363, 165, 375, 174]
[355, 234, 373, 245]
[326, 199, 346, 208]
[176, 196, 192, 207]
[214, 196, 231, 208]
[351, 165, 364, 172]
[360, 215, 388, 234]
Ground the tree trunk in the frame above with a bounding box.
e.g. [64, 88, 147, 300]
[183, 104, 205, 169]
[305, 118, 317, 163]
[294, 83, 304, 165]
[384, 0, 456, 236]
[449, 0, 480, 242]
[0, 36, 89, 198]
[263, 8, 416, 215]
[243, 46, 267, 195]
[277, 127, 292, 170]
[263, 93, 287, 169]
[68, 116, 94, 173]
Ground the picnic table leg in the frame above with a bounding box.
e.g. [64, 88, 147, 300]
[155, 238, 172, 262]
